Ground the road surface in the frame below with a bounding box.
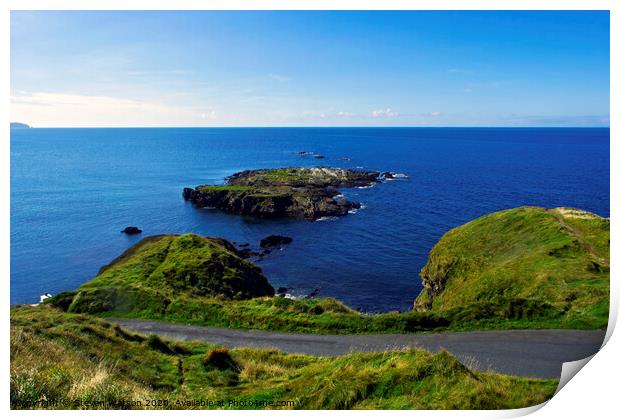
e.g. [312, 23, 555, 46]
[110, 318, 605, 379]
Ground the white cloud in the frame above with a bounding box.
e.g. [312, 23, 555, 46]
[268, 73, 291, 82]
[465, 81, 506, 90]
[10, 91, 217, 127]
[447, 68, 467, 74]
[371, 108, 399, 118]
[337, 111, 354, 117]
[201, 110, 217, 120]
[239, 95, 265, 103]
[430, 111, 441, 116]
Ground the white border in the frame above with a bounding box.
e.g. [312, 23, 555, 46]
[2, 1, 617, 419]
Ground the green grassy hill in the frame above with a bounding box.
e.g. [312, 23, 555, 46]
[414, 207, 609, 329]
[47, 206, 609, 333]
[51, 234, 274, 314]
[11, 305, 556, 410]
[48, 234, 449, 334]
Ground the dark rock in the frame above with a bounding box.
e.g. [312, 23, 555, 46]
[182, 187, 195, 200]
[314, 155, 325, 159]
[307, 288, 320, 298]
[238, 243, 250, 248]
[260, 235, 293, 248]
[237, 249, 259, 259]
[276, 287, 288, 294]
[121, 226, 142, 235]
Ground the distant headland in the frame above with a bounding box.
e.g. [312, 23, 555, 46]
[10, 122, 31, 129]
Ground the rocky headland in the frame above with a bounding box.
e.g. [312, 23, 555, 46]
[49, 234, 275, 315]
[183, 167, 397, 220]
[413, 206, 609, 329]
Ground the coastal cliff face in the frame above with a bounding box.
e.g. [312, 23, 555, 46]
[183, 167, 388, 220]
[413, 207, 610, 328]
[55, 234, 274, 314]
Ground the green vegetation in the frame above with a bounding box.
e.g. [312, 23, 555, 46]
[11, 305, 557, 410]
[195, 185, 292, 200]
[240, 168, 302, 185]
[414, 207, 609, 330]
[226, 167, 379, 188]
[53, 234, 273, 315]
[46, 206, 608, 333]
[94, 296, 450, 334]
[196, 185, 253, 192]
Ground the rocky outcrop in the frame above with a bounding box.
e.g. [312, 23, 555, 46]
[121, 226, 142, 234]
[260, 235, 293, 248]
[183, 167, 391, 221]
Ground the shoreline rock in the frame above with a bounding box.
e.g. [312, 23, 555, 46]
[121, 226, 142, 234]
[260, 235, 293, 248]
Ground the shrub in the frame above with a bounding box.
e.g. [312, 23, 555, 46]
[203, 348, 240, 372]
[45, 291, 77, 312]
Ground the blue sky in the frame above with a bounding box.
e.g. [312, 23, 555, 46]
[10, 11, 610, 127]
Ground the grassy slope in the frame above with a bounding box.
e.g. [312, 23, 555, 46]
[49, 235, 450, 334]
[196, 185, 293, 200]
[414, 207, 609, 330]
[11, 305, 557, 410]
[48, 207, 609, 333]
[95, 296, 450, 334]
[57, 234, 274, 314]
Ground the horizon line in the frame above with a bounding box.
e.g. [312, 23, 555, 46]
[9, 125, 611, 129]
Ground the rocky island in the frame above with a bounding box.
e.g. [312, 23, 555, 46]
[183, 167, 396, 220]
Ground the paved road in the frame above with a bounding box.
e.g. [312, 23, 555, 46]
[110, 318, 605, 379]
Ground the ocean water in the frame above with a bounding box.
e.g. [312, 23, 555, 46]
[10, 127, 610, 312]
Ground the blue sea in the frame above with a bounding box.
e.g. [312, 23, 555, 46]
[10, 127, 610, 312]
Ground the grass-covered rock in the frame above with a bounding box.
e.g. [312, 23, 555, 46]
[50, 234, 274, 315]
[183, 167, 389, 220]
[46, 233, 449, 334]
[414, 207, 609, 329]
[11, 305, 557, 410]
